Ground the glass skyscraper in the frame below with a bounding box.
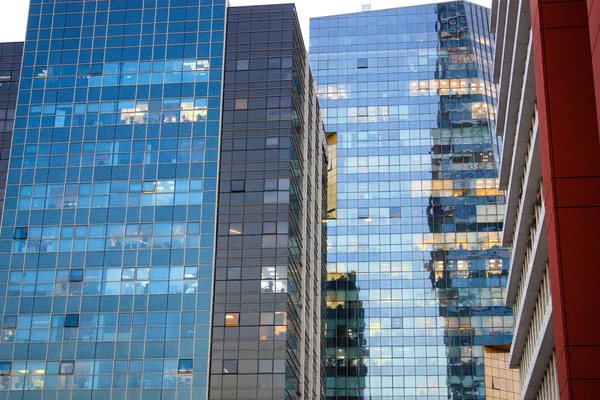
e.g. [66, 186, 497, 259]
[0, 42, 22, 228]
[0, 2, 326, 400]
[310, 2, 513, 399]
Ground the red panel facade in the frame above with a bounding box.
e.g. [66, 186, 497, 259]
[531, 0, 600, 398]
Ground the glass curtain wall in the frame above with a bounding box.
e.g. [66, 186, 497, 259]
[0, 1, 225, 399]
[310, 2, 512, 399]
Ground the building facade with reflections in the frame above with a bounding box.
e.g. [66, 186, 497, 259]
[0, 2, 326, 400]
[0, 42, 22, 227]
[310, 2, 513, 399]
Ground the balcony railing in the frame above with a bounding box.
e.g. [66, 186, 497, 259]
[519, 264, 551, 387]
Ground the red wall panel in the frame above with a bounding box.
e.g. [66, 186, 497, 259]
[531, 0, 600, 397]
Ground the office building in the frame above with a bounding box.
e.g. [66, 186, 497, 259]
[210, 5, 326, 400]
[492, 0, 600, 399]
[0, 2, 326, 400]
[311, 1, 514, 399]
[0, 42, 22, 226]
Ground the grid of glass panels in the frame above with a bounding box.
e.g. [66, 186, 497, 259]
[0, 1, 225, 399]
[0, 42, 22, 228]
[209, 5, 327, 400]
[310, 2, 513, 399]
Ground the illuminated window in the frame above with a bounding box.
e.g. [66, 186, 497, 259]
[225, 313, 240, 327]
[261, 266, 287, 293]
[327, 132, 338, 219]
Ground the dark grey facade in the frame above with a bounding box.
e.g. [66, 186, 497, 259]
[209, 5, 327, 400]
[0, 42, 22, 226]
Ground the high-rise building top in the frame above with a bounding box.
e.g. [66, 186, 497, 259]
[0, 2, 326, 400]
[310, 1, 514, 398]
[0, 42, 21, 227]
[210, 4, 327, 400]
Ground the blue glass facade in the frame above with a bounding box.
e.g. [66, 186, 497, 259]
[0, 1, 225, 399]
[310, 2, 513, 399]
[0, 42, 22, 227]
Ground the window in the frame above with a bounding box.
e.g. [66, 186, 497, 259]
[142, 181, 156, 193]
[236, 60, 249, 70]
[69, 269, 83, 282]
[225, 313, 240, 327]
[261, 266, 287, 293]
[235, 99, 248, 110]
[357, 58, 368, 68]
[231, 180, 245, 193]
[390, 207, 401, 218]
[13, 227, 27, 240]
[223, 360, 238, 374]
[121, 268, 136, 281]
[196, 59, 210, 70]
[263, 222, 276, 234]
[59, 361, 74, 375]
[184, 267, 198, 279]
[327, 132, 338, 219]
[90, 64, 103, 76]
[64, 314, 79, 328]
[358, 208, 369, 219]
[3, 315, 16, 329]
[178, 359, 193, 374]
[228, 223, 242, 235]
[0, 362, 11, 376]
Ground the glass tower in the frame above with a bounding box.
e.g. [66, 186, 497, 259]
[0, 1, 225, 399]
[310, 2, 513, 399]
[0, 42, 22, 227]
[0, 2, 327, 400]
[209, 5, 327, 400]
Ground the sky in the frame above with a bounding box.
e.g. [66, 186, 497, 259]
[0, 0, 491, 44]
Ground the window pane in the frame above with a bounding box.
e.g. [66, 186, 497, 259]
[69, 269, 83, 282]
[223, 360, 237, 374]
[225, 313, 239, 327]
[0, 362, 11, 376]
[13, 227, 27, 240]
[178, 359, 192, 374]
[3, 315, 16, 329]
[60, 361, 74, 375]
[234, 99, 248, 110]
[64, 314, 79, 328]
